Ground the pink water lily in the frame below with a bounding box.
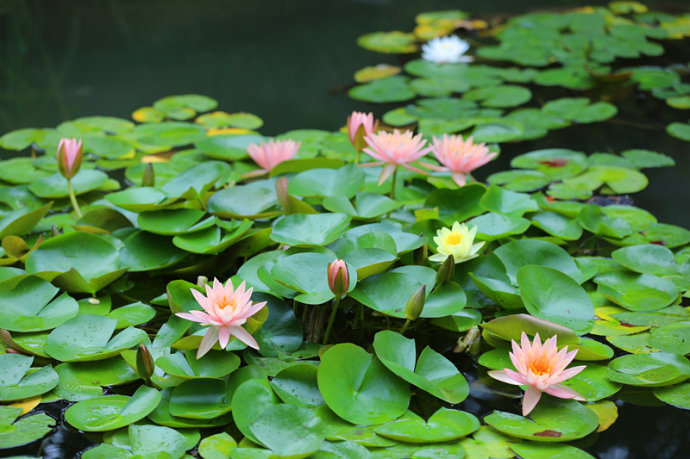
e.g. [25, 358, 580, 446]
[57, 138, 84, 179]
[362, 129, 432, 185]
[423, 134, 496, 187]
[488, 332, 586, 416]
[176, 278, 266, 358]
[347, 111, 377, 151]
[246, 139, 300, 176]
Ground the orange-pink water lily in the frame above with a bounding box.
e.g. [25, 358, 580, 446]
[246, 139, 300, 176]
[362, 129, 432, 185]
[57, 138, 84, 179]
[347, 111, 377, 151]
[176, 278, 266, 358]
[424, 134, 496, 187]
[488, 332, 586, 416]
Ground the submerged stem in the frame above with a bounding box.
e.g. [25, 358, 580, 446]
[400, 318, 411, 335]
[67, 178, 82, 218]
[389, 166, 398, 200]
[323, 296, 341, 345]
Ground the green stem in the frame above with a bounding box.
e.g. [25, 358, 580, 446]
[400, 318, 412, 335]
[67, 178, 82, 218]
[355, 149, 362, 165]
[323, 296, 342, 345]
[389, 166, 398, 200]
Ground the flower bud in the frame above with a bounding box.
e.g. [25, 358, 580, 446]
[327, 259, 349, 298]
[136, 344, 155, 381]
[435, 255, 455, 284]
[141, 163, 155, 187]
[405, 284, 426, 321]
[414, 241, 428, 265]
[57, 138, 84, 179]
[347, 111, 377, 152]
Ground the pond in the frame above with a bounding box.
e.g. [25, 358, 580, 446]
[1, 1, 690, 458]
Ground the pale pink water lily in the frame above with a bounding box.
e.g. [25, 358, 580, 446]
[57, 138, 84, 179]
[423, 134, 496, 187]
[347, 111, 377, 151]
[246, 139, 300, 176]
[327, 259, 349, 297]
[488, 332, 586, 416]
[176, 278, 267, 358]
[362, 129, 432, 185]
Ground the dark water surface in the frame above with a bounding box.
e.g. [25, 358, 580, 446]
[2, 1, 690, 458]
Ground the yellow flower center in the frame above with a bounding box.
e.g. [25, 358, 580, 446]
[217, 297, 237, 311]
[444, 232, 463, 246]
[528, 356, 552, 376]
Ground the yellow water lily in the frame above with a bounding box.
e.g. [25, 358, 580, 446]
[429, 221, 484, 264]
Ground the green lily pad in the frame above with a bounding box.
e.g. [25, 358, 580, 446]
[156, 350, 240, 379]
[485, 398, 598, 442]
[541, 97, 617, 123]
[0, 204, 52, 240]
[83, 424, 190, 459]
[29, 170, 109, 198]
[510, 443, 594, 459]
[54, 357, 139, 401]
[0, 275, 78, 332]
[271, 213, 351, 247]
[198, 432, 238, 459]
[106, 187, 170, 212]
[374, 408, 479, 443]
[64, 385, 161, 431]
[607, 352, 690, 387]
[653, 382, 690, 409]
[649, 322, 690, 355]
[0, 354, 58, 401]
[249, 404, 326, 456]
[350, 265, 436, 318]
[594, 270, 679, 311]
[357, 31, 417, 53]
[317, 343, 410, 425]
[168, 378, 234, 419]
[45, 314, 147, 362]
[373, 331, 469, 404]
[349, 76, 415, 103]
[468, 212, 530, 240]
[289, 165, 365, 198]
[25, 232, 125, 294]
[0, 406, 55, 449]
[207, 180, 279, 219]
[611, 244, 677, 276]
[133, 122, 206, 147]
[463, 85, 532, 108]
[495, 239, 584, 285]
[531, 211, 583, 240]
[231, 379, 281, 443]
[518, 265, 594, 335]
[561, 364, 622, 402]
[270, 363, 325, 408]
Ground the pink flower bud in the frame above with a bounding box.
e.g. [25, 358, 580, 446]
[327, 259, 349, 298]
[57, 138, 84, 179]
[347, 111, 377, 152]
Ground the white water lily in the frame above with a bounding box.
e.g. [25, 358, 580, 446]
[429, 222, 484, 264]
[421, 36, 472, 64]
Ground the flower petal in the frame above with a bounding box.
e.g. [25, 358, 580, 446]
[544, 384, 585, 400]
[522, 386, 542, 416]
[488, 369, 523, 386]
[197, 327, 220, 359]
[229, 326, 259, 350]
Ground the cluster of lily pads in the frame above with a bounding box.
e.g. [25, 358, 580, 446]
[0, 2, 689, 459]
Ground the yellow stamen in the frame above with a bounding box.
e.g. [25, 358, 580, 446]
[444, 232, 463, 246]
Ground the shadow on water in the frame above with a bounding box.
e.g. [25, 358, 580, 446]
[1, 1, 690, 457]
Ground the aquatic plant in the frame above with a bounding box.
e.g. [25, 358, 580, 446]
[0, 2, 689, 458]
[421, 35, 472, 64]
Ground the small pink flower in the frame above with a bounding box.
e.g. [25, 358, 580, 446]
[327, 259, 349, 297]
[57, 138, 84, 179]
[362, 129, 432, 185]
[347, 111, 377, 151]
[425, 134, 496, 187]
[246, 139, 300, 176]
[488, 332, 586, 416]
[176, 278, 267, 358]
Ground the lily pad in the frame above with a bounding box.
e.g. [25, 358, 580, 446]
[374, 408, 479, 443]
[607, 352, 690, 387]
[0, 406, 55, 449]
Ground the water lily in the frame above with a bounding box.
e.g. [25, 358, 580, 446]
[429, 221, 484, 264]
[347, 111, 377, 153]
[57, 138, 83, 179]
[488, 332, 586, 416]
[425, 134, 497, 187]
[57, 138, 84, 218]
[422, 35, 472, 64]
[246, 139, 300, 176]
[362, 129, 432, 189]
[327, 259, 349, 298]
[176, 278, 267, 358]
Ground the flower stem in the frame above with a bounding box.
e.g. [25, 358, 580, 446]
[389, 166, 398, 200]
[400, 318, 412, 335]
[323, 296, 341, 345]
[67, 178, 82, 218]
[355, 149, 362, 165]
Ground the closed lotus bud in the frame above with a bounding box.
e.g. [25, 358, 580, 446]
[141, 163, 155, 187]
[405, 284, 426, 321]
[327, 259, 349, 298]
[435, 255, 455, 284]
[414, 241, 428, 265]
[57, 138, 84, 179]
[347, 111, 377, 152]
[136, 344, 155, 381]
